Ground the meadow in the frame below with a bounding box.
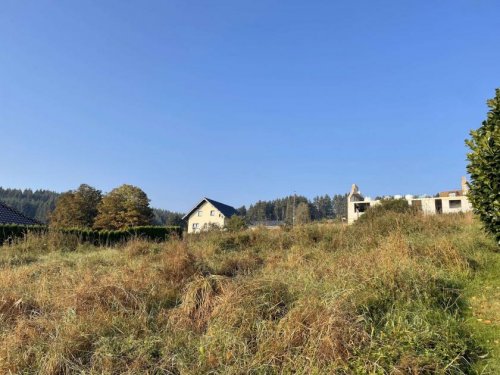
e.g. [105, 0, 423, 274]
[0, 211, 498, 374]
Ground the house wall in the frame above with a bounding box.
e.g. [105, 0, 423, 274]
[347, 195, 472, 224]
[187, 201, 226, 233]
[440, 196, 473, 214]
[347, 200, 381, 224]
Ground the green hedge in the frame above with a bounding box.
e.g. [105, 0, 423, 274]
[59, 226, 183, 246]
[0, 225, 182, 246]
[0, 224, 47, 244]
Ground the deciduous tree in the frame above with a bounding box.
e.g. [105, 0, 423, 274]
[466, 89, 500, 242]
[94, 184, 153, 230]
[50, 184, 102, 228]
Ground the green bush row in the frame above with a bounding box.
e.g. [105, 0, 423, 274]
[0, 225, 182, 246]
[0, 224, 47, 244]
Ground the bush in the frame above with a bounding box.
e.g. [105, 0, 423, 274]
[224, 216, 247, 232]
[355, 199, 415, 228]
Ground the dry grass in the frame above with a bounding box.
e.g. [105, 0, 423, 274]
[0, 212, 497, 374]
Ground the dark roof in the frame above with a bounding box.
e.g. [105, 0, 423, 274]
[182, 197, 238, 220]
[0, 201, 40, 225]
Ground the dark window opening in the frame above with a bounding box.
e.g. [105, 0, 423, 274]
[354, 202, 371, 213]
[449, 200, 462, 209]
[435, 199, 442, 214]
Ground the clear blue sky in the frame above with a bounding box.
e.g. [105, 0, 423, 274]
[1, 1, 499, 212]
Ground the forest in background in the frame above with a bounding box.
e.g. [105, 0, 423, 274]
[242, 194, 348, 224]
[0, 187, 348, 225]
[0, 187, 183, 226]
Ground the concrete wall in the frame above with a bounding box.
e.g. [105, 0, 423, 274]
[347, 199, 381, 224]
[440, 196, 473, 214]
[347, 196, 472, 224]
[187, 201, 226, 233]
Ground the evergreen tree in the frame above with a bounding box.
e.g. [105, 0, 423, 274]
[236, 206, 247, 217]
[152, 208, 185, 227]
[312, 195, 334, 220]
[332, 194, 348, 219]
[0, 187, 58, 223]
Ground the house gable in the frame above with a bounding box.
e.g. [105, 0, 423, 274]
[182, 198, 237, 221]
[183, 198, 238, 233]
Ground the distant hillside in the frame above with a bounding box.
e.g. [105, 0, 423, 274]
[0, 188, 59, 223]
[0, 186, 347, 226]
[0, 187, 184, 226]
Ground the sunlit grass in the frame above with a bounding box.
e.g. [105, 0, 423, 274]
[0, 212, 497, 373]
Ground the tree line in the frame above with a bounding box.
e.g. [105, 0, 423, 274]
[1, 184, 349, 229]
[0, 188, 58, 222]
[238, 193, 348, 224]
[0, 185, 183, 227]
[49, 184, 185, 230]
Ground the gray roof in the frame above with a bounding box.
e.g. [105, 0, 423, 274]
[182, 197, 238, 220]
[0, 201, 40, 225]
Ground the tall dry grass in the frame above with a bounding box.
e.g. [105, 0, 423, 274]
[0, 212, 497, 374]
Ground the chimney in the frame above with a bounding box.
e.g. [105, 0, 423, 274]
[461, 176, 469, 195]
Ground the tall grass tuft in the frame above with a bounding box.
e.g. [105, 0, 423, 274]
[0, 211, 497, 373]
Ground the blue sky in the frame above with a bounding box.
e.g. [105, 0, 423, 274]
[1, 1, 499, 212]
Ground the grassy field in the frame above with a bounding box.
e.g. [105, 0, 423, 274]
[0, 212, 498, 374]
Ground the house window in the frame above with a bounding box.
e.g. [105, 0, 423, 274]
[449, 200, 462, 209]
[197, 210, 203, 216]
[210, 210, 215, 216]
[192, 223, 199, 230]
[354, 202, 370, 213]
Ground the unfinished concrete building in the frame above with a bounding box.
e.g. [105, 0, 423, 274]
[347, 177, 472, 224]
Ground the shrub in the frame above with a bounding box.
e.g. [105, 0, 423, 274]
[224, 215, 247, 232]
[355, 199, 417, 233]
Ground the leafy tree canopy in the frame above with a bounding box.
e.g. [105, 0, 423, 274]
[94, 184, 153, 230]
[50, 184, 102, 228]
[466, 89, 500, 243]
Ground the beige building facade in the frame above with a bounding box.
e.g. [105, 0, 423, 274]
[183, 197, 238, 233]
[347, 177, 472, 224]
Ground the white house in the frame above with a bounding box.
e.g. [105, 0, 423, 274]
[183, 197, 238, 233]
[347, 177, 473, 224]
